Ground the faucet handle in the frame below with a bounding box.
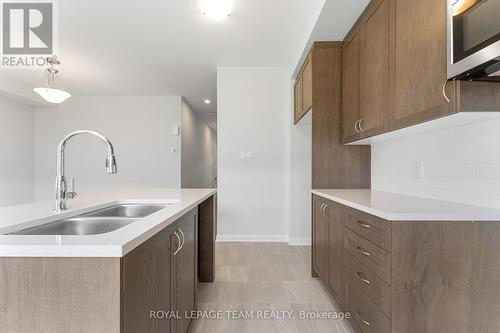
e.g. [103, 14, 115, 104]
[65, 178, 77, 199]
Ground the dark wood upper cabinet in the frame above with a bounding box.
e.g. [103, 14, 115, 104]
[388, 0, 455, 130]
[342, 0, 500, 143]
[302, 57, 313, 112]
[342, 32, 362, 142]
[310, 42, 371, 189]
[360, 0, 389, 136]
[294, 55, 312, 124]
[294, 75, 303, 123]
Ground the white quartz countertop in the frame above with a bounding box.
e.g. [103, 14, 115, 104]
[0, 188, 216, 257]
[311, 189, 500, 221]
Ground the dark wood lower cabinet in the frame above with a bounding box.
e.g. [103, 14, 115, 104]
[123, 207, 198, 333]
[171, 209, 197, 333]
[312, 194, 500, 332]
[312, 196, 328, 279]
[327, 201, 344, 305]
[122, 227, 172, 333]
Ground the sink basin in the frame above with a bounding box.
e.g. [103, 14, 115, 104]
[9, 203, 171, 236]
[81, 204, 170, 218]
[9, 217, 136, 235]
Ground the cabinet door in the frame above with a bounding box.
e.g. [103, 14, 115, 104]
[342, 32, 362, 142]
[327, 202, 344, 305]
[171, 209, 197, 333]
[359, 0, 389, 137]
[302, 56, 313, 112]
[312, 196, 328, 280]
[122, 228, 172, 333]
[389, 0, 455, 130]
[294, 75, 303, 124]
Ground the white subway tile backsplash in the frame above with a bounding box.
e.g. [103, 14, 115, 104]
[371, 118, 500, 209]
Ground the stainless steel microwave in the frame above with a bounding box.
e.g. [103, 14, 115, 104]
[447, 0, 500, 81]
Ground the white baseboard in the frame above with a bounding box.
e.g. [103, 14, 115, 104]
[216, 234, 289, 243]
[216, 234, 311, 246]
[288, 237, 311, 246]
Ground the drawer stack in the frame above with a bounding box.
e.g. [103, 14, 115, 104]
[343, 208, 391, 333]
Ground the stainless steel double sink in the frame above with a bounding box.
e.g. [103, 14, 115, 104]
[9, 204, 170, 236]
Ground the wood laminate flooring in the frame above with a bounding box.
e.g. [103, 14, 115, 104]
[190, 242, 354, 333]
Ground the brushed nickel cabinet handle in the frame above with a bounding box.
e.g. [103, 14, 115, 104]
[323, 204, 328, 217]
[173, 231, 182, 255]
[354, 119, 361, 133]
[356, 272, 371, 284]
[356, 246, 371, 257]
[356, 221, 372, 229]
[442, 80, 451, 102]
[320, 203, 325, 216]
[359, 118, 365, 132]
[178, 228, 185, 251]
[356, 311, 371, 326]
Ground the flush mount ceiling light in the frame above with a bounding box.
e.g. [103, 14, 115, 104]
[451, 0, 478, 16]
[204, 99, 211, 104]
[33, 55, 71, 104]
[200, 0, 233, 20]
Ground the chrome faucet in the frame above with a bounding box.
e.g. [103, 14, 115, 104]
[55, 130, 117, 211]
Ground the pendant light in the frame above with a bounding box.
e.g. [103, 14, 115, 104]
[34, 55, 71, 104]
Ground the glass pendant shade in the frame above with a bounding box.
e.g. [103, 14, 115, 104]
[33, 87, 72, 104]
[34, 56, 71, 104]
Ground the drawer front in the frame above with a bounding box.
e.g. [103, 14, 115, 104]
[350, 285, 390, 333]
[345, 208, 391, 251]
[344, 228, 391, 284]
[345, 253, 391, 317]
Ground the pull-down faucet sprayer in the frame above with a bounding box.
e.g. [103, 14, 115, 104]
[55, 130, 117, 212]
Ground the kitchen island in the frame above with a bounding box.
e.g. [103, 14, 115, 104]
[0, 188, 216, 333]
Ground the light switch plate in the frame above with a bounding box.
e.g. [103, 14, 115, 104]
[240, 152, 253, 161]
[173, 126, 180, 136]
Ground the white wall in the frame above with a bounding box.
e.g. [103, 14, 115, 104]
[372, 117, 500, 209]
[181, 98, 217, 188]
[0, 96, 35, 207]
[34, 96, 182, 200]
[289, 112, 312, 245]
[217, 67, 290, 241]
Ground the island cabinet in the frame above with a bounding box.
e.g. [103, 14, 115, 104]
[342, 0, 500, 143]
[122, 207, 197, 333]
[0, 194, 218, 333]
[311, 194, 500, 333]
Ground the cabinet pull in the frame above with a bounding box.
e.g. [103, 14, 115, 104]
[178, 228, 185, 251]
[359, 118, 365, 133]
[323, 204, 328, 217]
[173, 231, 182, 255]
[356, 246, 371, 257]
[354, 119, 360, 133]
[356, 311, 371, 326]
[320, 203, 325, 216]
[356, 221, 372, 229]
[356, 272, 371, 284]
[442, 80, 451, 102]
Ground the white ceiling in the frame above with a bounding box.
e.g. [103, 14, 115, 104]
[1, 0, 369, 128]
